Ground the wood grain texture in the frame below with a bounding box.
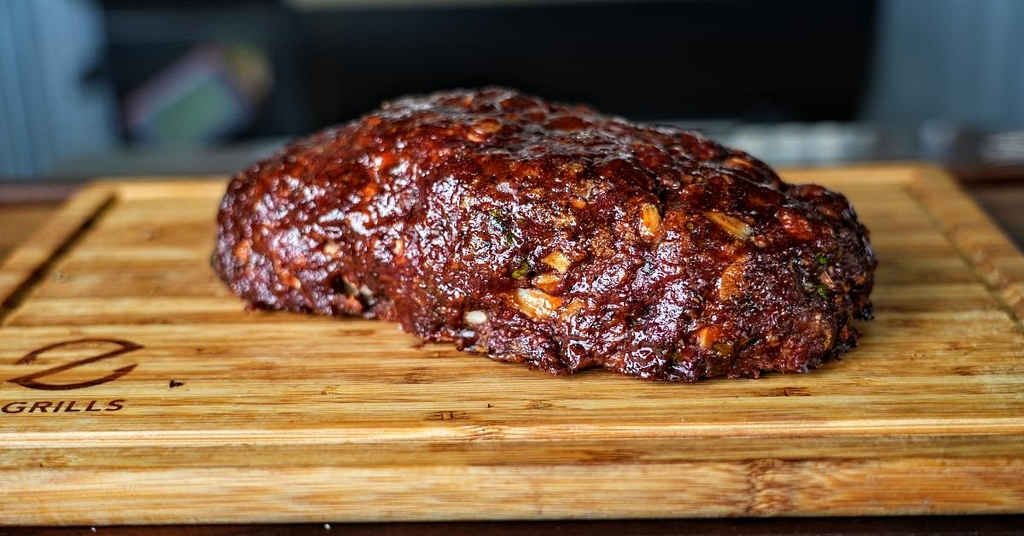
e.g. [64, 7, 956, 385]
[0, 203, 61, 262]
[0, 164, 1022, 524]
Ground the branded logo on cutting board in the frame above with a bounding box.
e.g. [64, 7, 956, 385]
[7, 338, 141, 390]
[2, 338, 142, 415]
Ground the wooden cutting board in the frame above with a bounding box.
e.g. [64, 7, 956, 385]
[1, 164, 1023, 524]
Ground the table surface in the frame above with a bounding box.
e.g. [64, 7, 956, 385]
[1, 169, 1023, 534]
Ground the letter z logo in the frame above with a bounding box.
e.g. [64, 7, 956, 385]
[8, 339, 142, 391]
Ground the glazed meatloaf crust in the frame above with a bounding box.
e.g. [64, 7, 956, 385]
[214, 88, 876, 381]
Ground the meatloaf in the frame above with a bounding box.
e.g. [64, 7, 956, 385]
[213, 88, 876, 381]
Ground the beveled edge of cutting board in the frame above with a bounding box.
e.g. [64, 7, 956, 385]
[0, 182, 116, 326]
[0, 177, 222, 327]
[906, 166, 1024, 328]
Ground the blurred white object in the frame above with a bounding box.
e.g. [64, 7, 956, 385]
[981, 131, 1024, 165]
[719, 123, 881, 167]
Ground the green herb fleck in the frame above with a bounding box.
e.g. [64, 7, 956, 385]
[815, 253, 828, 266]
[816, 284, 830, 299]
[511, 258, 531, 279]
[488, 209, 517, 246]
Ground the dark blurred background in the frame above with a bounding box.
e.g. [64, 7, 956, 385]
[1, 0, 1023, 179]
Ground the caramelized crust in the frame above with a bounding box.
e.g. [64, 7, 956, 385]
[214, 88, 876, 381]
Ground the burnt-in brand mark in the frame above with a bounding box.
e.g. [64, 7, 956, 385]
[8, 338, 142, 391]
[2, 399, 125, 414]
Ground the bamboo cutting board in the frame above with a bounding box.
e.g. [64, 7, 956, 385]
[1, 164, 1023, 524]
